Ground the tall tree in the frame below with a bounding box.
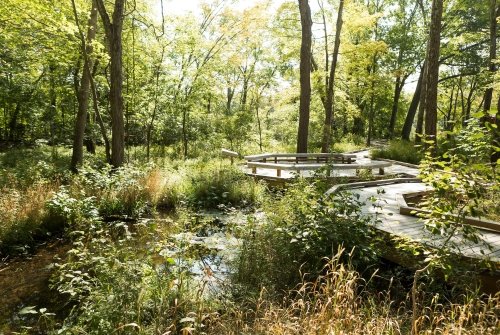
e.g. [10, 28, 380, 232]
[387, 0, 420, 138]
[401, 62, 424, 140]
[70, 0, 98, 172]
[423, 0, 444, 150]
[297, 0, 312, 153]
[320, 0, 344, 153]
[481, 0, 498, 122]
[95, 0, 126, 168]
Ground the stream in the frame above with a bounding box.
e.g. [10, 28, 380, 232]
[0, 208, 262, 333]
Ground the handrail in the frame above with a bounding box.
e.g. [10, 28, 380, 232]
[245, 152, 356, 160]
[247, 160, 392, 177]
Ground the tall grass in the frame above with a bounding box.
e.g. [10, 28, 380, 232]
[371, 140, 423, 165]
[215, 250, 500, 334]
[0, 182, 59, 254]
[157, 160, 267, 210]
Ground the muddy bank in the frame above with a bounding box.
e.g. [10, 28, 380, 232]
[0, 240, 69, 333]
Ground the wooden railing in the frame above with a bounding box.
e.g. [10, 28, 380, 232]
[242, 152, 391, 177]
[244, 152, 357, 164]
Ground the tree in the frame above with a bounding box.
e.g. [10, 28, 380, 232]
[319, 0, 344, 153]
[387, 0, 421, 138]
[401, 62, 424, 140]
[481, 0, 498, 123]
[297, 0, 312, 153]
[423, 0, 444, 150]
[70, 0, 98, 172]
[95, 0, 126, 168]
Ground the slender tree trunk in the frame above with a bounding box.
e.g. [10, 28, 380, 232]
[70, 0, 98, 171]
[402, 65, 424, 140]
[321, 0, 344, 153]
[146, 47, 165, 161]
[388, 76, 403, 138]
[90, 74, 111, 163]
[423, 0, 444, 152]
[182, 107, 188, 159]
[493, 96, 500, 166]
[367, 85, 375, 146]
[48, 64, 57, 143]
[297, 0, 312, 153]
[226, 87, 234, 114]
[416, 62, 427, 143]
[462, 79, 477, 126]
[481, 0, 498, 124]
[96, 0, 126, 168]
[256, 103, 263, 152]
[8, 103, 20, 142]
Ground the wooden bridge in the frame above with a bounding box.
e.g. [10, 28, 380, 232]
[242, 152, 392, 178]
[222, 148, 500, 291]
[327, 178, 500, 292]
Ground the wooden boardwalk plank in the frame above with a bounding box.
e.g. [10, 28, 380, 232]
[333, 181, 500, 264]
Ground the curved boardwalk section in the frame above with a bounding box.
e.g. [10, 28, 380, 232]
[327, 179, 500, 264]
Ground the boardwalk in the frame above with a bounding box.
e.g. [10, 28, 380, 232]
[328, 179, 500, 264]
[243, 150, 420, 178]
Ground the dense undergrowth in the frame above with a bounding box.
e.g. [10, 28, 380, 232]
[0, 142, 499, 334]
[371, 140, 423, 165]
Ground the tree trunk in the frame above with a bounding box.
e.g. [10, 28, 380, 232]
[256, 103, 263, 152]
[416, 63, 427, 143]
[48, 64, 57, 143]
[481, 0, 498, 124]
[297, 0, 312, 153]
[367, 85, 375, 146]
[96, 0, 126, 168]
[423, 0, 444, 151]
[321, 0, 344, 153]
[226, 87, 234, 114]
[70, 0, 98, 172]
[388, 76, 403, 138]
[182, 107, 188, 159]
[146, 47, 165, 161]
[402, 64, 424, 140]
[8, 103, 21, 142]
[90, 74, 111, 163]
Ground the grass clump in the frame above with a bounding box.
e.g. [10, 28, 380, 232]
[332, 134, 366, 153]
[161, 160, 267, 210]
[216, 250, 500, 334]
[0, 181, 60, 255]
[371, 140, 423, 165]
[71, 164, 167, 218]
[233, 179, 379, 296]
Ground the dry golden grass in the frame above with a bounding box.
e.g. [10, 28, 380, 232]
[141, 168, 167, 205]
[211, 251, 499, 335]
[0, 181, 59, 248]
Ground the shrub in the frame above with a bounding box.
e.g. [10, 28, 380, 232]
[332, 134, 366, 153]
[216, 250, 500, 335]
[371, 140, 423, 165]
[184, 162, 266, 209]
[71, 164, 166, 218]
[52, 208, 219, 334]
[233, 179, 379, 296]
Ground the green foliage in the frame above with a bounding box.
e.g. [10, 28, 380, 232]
[0, 146, 71, 189]
[233, 179, 379, 296]
[332, 134, 366, 153]
[417, 123, 498, 277]
[71, 163, 163, 218]
[53, 213, 217, 334]
[179, 161, 266, 209]
[371, 140, 423, 165]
